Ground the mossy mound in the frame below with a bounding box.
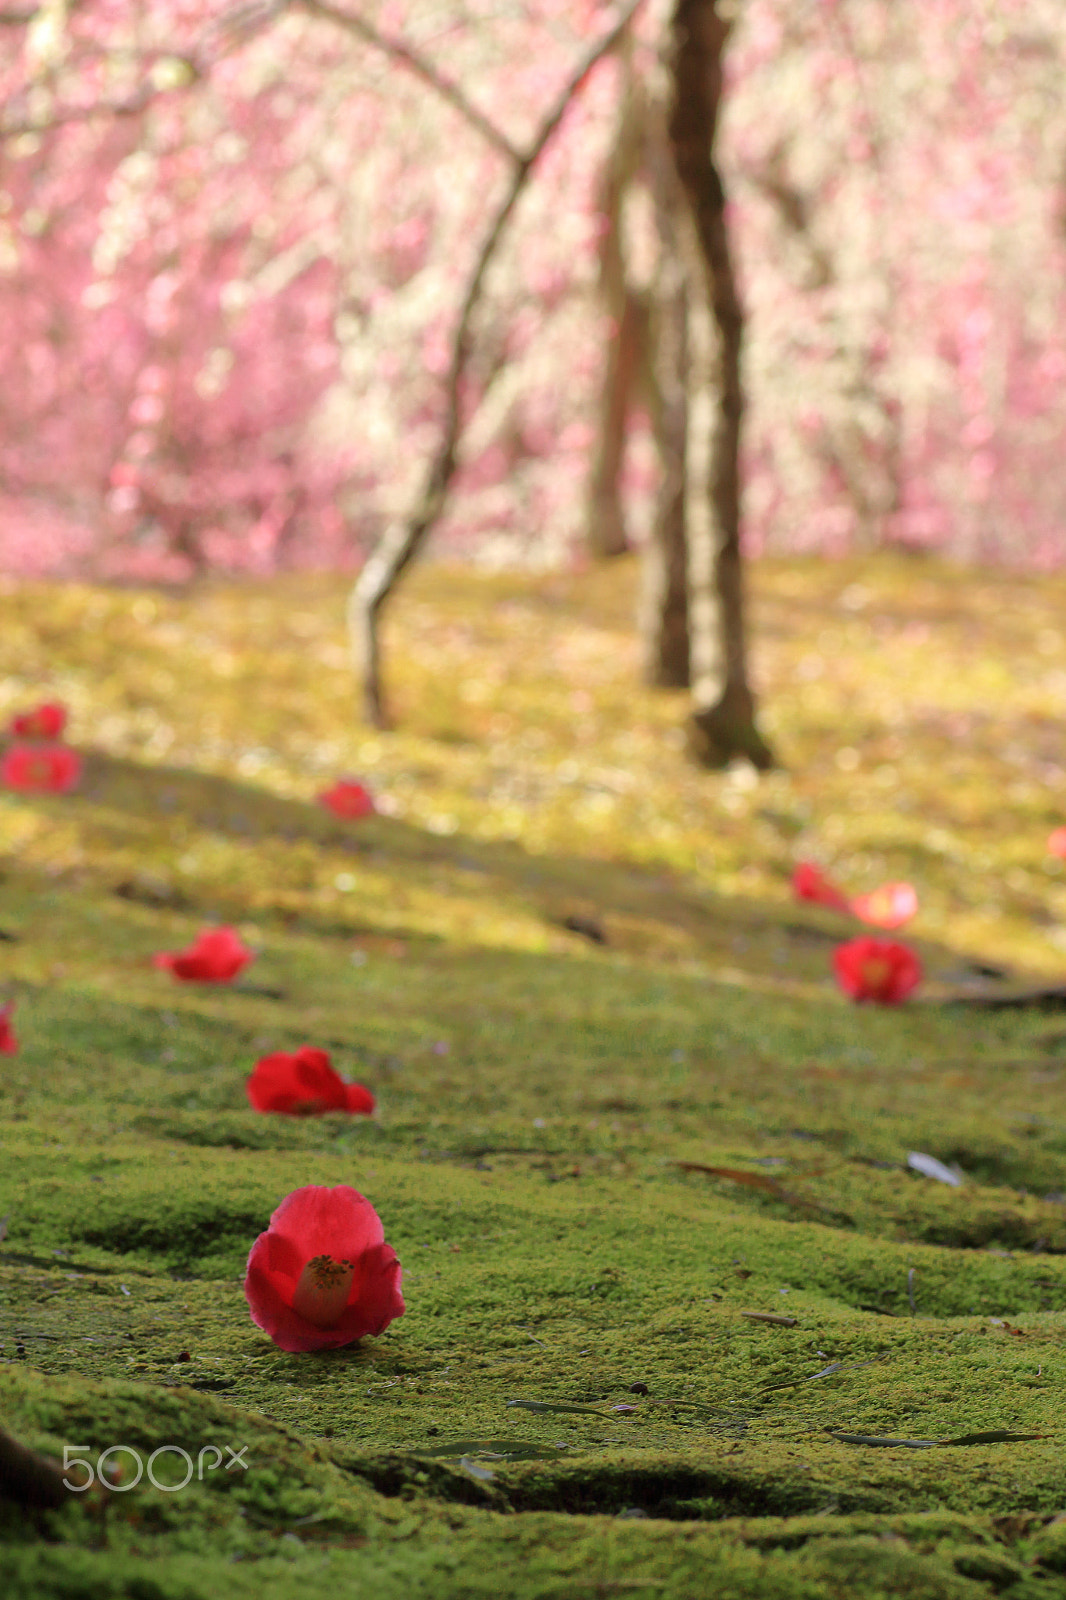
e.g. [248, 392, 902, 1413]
[3, 557, 1066, 1596]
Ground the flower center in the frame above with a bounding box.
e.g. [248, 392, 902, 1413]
[860, 957, 891, 989]
[292, 1253, 355, 1327]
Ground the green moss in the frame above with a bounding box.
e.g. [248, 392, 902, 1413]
[4, 558, 1066, 1595]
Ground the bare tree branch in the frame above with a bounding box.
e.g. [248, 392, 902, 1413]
[349, 0, 648, 727]
[1, 64, 200, 141]
[0, 1, 290, 141]
[300, 0, 522, 164]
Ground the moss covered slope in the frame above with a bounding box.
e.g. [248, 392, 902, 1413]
[3, 556, 1066, 1597]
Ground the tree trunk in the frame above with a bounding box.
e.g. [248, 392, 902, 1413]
[586, 42, 646, 562]
[587, 289, 648, 560]
[639, 118, 691, 687]
[667, 0, 775, 769]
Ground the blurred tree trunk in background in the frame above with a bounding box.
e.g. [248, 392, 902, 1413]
[639, 95, 691, 689]
[586, 38, 646, 561]
[668, 0, 775, 769]
[586, 289, 647, 559]
[590, 42, 691, 683]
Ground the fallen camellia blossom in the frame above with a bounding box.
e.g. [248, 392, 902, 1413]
[9, 702, 67, 740]
[318, 779, 375, 820]
[849, 881, 919, 930]
[792, 861, 851, 912]
[833, 936, 922, 1004]
[153, 925, 254, 983]
[244, 1184, 404, 1353]
[0, 742, 82, 794]
[0, 1001, 17, 1054]
[795, 860, 919, 929]
[247, 1046, 375, 1116]
[1048, 828, 1066, 860]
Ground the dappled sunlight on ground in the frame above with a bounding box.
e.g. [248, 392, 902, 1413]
[1, 553, 1065, 976]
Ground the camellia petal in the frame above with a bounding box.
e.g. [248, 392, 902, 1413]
[9, 701, 68, 740]
[153, 925, 254, 983]
[0, 1001, 17, 1055]
[344, 1081, 376, 1114]
[849, 881, 919, 930]
[246, 1046, 375, 1117]
[0, 742, 82, 794]
[244, 1185, 404, 1353]
[833, 936, 922, 1004]
[318, 779, 376, 820]
[792, 861, 851, 912]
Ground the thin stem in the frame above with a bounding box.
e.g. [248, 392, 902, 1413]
[300, 0, 522, 163]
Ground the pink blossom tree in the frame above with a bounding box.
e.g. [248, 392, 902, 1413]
[2, 0, 1066, 746]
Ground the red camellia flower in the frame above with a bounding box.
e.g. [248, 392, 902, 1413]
[0, 742, 82, 794]
[317, 779, 376, 820]
[247, 1046, 375, 1116]
[849, 881, 919, 930]
[153, 925, 254, 983]
[833, 936, 922, 1004]
[244, 1185, 404, 1353]
[9, 701, 68, 740]
[0, 1001, 17, 1054]
[792, 861, 850, 912]
[1048, 828, 1066, 860]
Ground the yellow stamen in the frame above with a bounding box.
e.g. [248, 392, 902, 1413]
[292, 1253, 355, 1327]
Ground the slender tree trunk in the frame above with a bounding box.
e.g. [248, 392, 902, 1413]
[586, 39, 646, 561]
[639, 119, 691, 687]
[587, 289, 648, 560]
[667, 0, 775, 769]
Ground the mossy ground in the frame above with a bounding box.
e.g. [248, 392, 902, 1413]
[3, 553, 1066, 1597]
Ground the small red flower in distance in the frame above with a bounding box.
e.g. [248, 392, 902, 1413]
[849, 881, 919, 930]
[318, 779, 376, 820]
[244, 1185, 404, 1353]
[792, 861, 850, 912]
[9, 701, 67, 740]
[833, 936, 922, 1004]
[1048, 828, 1066, 860]
[0, 742, 82, 794]
[0, 1001, 17, 1054]
[247, 1046, 375, 1116]
[153, 925, 254, 983]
